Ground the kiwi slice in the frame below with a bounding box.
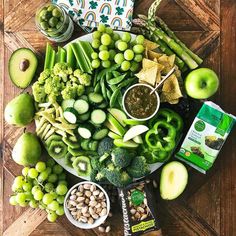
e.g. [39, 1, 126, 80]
[72, 156, 92, 177]
[65, 152, 73, 167]
[48, 140, 67, 159]
[68, 146, 84, 157]
[45, 134, 62, 148]
[62, 136, 80, 149]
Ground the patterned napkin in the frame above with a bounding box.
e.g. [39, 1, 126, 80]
[52, 0, 135, 32]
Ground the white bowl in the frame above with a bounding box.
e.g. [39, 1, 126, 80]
[122, 83, 160, 121]
[64, 181, 110, 229]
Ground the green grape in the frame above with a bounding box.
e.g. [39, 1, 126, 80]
[136, 35, 145, 45]
[109, 49, 116, 60]
[39, 202, 47, 209]
[133, 44, 144, 54]
[9, 195, 18, 206]
[28, 168, 38, 179]
[91, 52, 98, 60]
[34, 190, 44, 201]
[130, 40, 136, 47]
[130, 61, 140, 72]
[115, 39, 122, 48]
[31, 185, 41, 195]
[22, 167, 30, 177]
[45, 182, 54, 193]
[50, 190, 58, 199]
[105, 27, 113, 35]
[23, 182, 32, 192]
[58, 173, 66, 181]
[29, 199, 38, 208]
[92, 30, 101, 39]
[101, 33, 112, 46]
[47, 211, 58, 222]
[53, 164, 63, 175]
[56, 206, 64, 216]
[114, 53, 125, 64]
[122, 32, 131, 43]
[48, 173, 58, 183]
[19, 201, 28, 207]
[56, 184, 68, 196]
[124, 49, 134, 61]
[99, 45, 108, 51]
[48, 200, 59, 211]
[97, 24, 106, 33]
[35, 162, 46, 172]
[14, 176, 25, 186]
[38, 171, 49, 182]
[42, 193, 54, 205]
[91, 39, 100, 49]
[46, 158, 56, 168]
[91, 59, 101, 69]
[102, 60, 111, 68]
[58, 180, 67, 186]
[99, 50, 109, 61]
[117, 41, 128, 51]
[134, 54, 143, 63]
[113, 32, 120, 41]
[56, 195, 65, 204]
[45, 167, 52, 175]
[12, 183, 22, 192]
[109, 40, 115, 49]
[25, 191, 34, 200]
[15, 193, 26, 204]
[121, 61, 131, 71]
[33, 179, 39, 186]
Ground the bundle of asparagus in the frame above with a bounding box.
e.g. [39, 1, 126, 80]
[132, 0, 202, 72]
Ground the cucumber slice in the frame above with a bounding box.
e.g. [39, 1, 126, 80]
[93, 128, 109, 140]
[88, 92, 103, 104]
[78, 124, 94, 139]
[78, 112, 90, 122]
[123, 125, 149, 142]
[74, 99, 89, 115]
[123, 119, 145, 125]
[106, 113, 126, 136]
[91, 109, 106, 125]
[63, 108, 78, 124]
[113, 139, 139, 148]
[108, 131, 122, 139]
[133, 135, 143, 144]
[61, 99, 75, 111]
[108, 108, 127, 127]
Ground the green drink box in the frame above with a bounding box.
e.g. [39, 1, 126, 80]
[176, 101, 235, 173]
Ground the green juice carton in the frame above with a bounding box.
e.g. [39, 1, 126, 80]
[176, 101, 235, 173]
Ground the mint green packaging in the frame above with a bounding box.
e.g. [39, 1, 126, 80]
[176, 101, 236, 173]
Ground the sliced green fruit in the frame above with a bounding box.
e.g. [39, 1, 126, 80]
[113, 139, 139, 148]
[45, 134, 62, 147]
[65, 152, 73, 167]
[68, 146, 83, 157]
[133, 135, 143, 144]
[160, 161, 188, 200]
[62, 136, 79, 149]
[123, 119, 145, 126]
[72, 156, 92, 177]
[63, 107, 79, 124]
[8, 48, 38, 88]
[105, 113, 126, 136]
[108, 131, 122, 139]
[93, 128, 109, 140]
[48, 140, 67, 159]
[108, 108, 127, 127]
[123, 125, 149, 142]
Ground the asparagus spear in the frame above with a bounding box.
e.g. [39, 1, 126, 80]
[155, 16, 203, 65]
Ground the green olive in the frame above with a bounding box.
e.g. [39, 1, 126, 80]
[40, 21, 49, 30]
[60, 16, 64, 22]
[56, 21, 63, 30]
[48, 17, 58, 27]
[41, 11, 52, 21]
[47, 5, 55, 11]
[39, 9, 47, 18]
[52, 8, 61, 18]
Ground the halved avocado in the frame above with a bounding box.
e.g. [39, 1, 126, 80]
[8, 48, 38, 88]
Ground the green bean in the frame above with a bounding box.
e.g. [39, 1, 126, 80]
[107, 89, 112, 99]
[94, 82, 101, 93]
[109, 84, 117, 92]
[107, 73, 127, 85]
[106, 72, 112, 82]
[93, 69, 99, 87]
[112, 71, 120, 77]
[100, 77, 107, 101]
[110, 88, 121, 108]
[117, 91, 123, 109]
[117, 77, 136, 89]
[97, 64, 120, 82]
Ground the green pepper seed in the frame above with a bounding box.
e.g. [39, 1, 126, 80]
[48, 17, 58, 27]
[52, 8, 61, 18]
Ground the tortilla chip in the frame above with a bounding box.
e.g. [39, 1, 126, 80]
[162, 74, 182, 94]
[169, 99, 179, 104]
[156, 72, 161, 83]
[147, 50, 163, 61]
[144, 47, 149, 59]
[157, 55, 174, 74]
[160, 91, 182, 102]
[143, 39, 159, 51]
[168, 55, 176, 67]
[142, 58, 164, 71]
[135, 66, 158, 86]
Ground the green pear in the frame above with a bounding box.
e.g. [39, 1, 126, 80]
[4, 93, 35, 127]
[12, 132, 41, 166]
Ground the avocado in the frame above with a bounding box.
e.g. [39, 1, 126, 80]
[8, 48, 38, 88]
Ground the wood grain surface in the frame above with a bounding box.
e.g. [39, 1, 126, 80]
[1, 0, 236, 235]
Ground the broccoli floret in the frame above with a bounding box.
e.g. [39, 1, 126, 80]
[111, 147, 133, 169]
[73, 69, 83, 78]
[77, 84, 85, 96]
[38, 69, 51, 84]
[127, 156, 151, 178]
[44, 76, 62, 96]
[74, 69, 92, 86]
[104, 165, 132, 187]
[69, 75, 79, 83]
[98, 137, 114, 156]
[90, 168, 106, 182]
[32, 82, 47, 103]
[61, 85, 77, 100]
[90, 168, 98, 182]
[90, 156, 105, 171]
[53, 62, 73, 82]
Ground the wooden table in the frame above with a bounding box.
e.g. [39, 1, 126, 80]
[1, 0, 235, 235]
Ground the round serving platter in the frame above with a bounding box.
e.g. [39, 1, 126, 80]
[49, 31, 163, 180]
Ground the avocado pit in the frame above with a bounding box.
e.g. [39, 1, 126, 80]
[19, 58, 30, 71]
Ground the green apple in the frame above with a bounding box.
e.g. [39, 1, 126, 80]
[12, 132, 41, 166]
[4, 93, 35, 127]
[185, 68, 219, 99]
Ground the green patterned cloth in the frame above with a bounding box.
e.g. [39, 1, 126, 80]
[52, 0, 135, 32]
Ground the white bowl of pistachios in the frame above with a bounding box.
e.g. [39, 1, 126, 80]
[64, 181, 110, 229]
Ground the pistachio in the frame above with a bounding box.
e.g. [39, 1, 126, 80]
[93, 190, 100, 196]
[77, 197, 85, 202]
[85, 190, 92, 198]
[84, 183, 91, 190]
[70, 195, 76, 200]
[95, 203, 101, 209]
[130, 209, 136, 215]
[88, 217, 94, 224]
[100, 208, 107, 216]
[76, 192, 83, 197]
[105, 225, 111, 233]
[89, 200, 97, 207]
[79, 185, 84, 192]
[90, 184, 96, 192]
[92, 213, 99, 219]
[137, 206, 145, 213]
[98, 226, 105, 232]
[79, 216, 87, 223]
[140, 214, 148, 220]
[81, 206, 88, 214]
[71, 189, 77, 195]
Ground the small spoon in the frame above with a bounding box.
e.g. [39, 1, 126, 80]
[150, 67, 176, 95]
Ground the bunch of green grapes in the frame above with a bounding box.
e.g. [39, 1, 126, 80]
[91, 24, 145, 72]
[9, 159, 68, 222]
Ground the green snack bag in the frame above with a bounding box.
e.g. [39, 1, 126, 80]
[176, 101, 236, 173]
